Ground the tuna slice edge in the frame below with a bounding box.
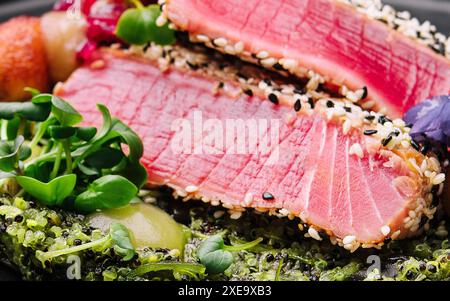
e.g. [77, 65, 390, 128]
[164, 0, 450, 118]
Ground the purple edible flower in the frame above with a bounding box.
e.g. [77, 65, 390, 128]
[403, 95, 450, 146]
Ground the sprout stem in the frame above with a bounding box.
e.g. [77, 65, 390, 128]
[37, 235, 111, 263]
[223, 237, 263, 252]
[62, 140, 73, 174]
[49, 144, 63, 180]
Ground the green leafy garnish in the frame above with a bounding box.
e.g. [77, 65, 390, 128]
[0, 136, 25, 172]
[197, 235, 263, 274]
[74, 175, 138, 213]
[16, 174, 77, 206]
[116, 2, 175, 46]
[110, 223, 136, 261]
[0, 91, 147, 213]
[0, 102, 51, 122]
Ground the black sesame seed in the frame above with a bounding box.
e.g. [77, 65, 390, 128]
[344, 107, 352, 113]
[405, 270, 414, 279]
[308, 98, 314, 109]
[378, 116, 392, 125]
[186, 61, 198, 70]
[427, 264, 437, 273]
[74, 239, 82, 246]
[364, 129, 378, 136]
[294, 99, 302, 112]
[419, 262, 427, 271]
[82, 227, 92, 235]
[273, 62, 284, 70]
[382, 134, 393, 147]
[262, 192, 275, 201]
[62, 231, 69, 238]
[361, 86, 368, 99]
[268, 93, 279, 105]
[244, 89, 253, 97]
[14, 215, 23, 223]
[266, 254, 275, 262]
[326, 100, 334, 108]
[263, 78, 272, 86]
[365, 115, 375, 121]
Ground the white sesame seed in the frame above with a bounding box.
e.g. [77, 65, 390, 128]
[234, 41, 244, 53]
[308, 227, 322, 241]
[256, 51, 269, 59]
[230, 211, 242, 220]
[196, 34, 210, 43]
[214, 37, 228, 47]
[260, 57, 277, 67]
[380, 225, 391, 236]
[343, 244, 353, 250]
[224, 45, 236, 55]
[185, 185, 199, 193]
[349, 143, 364, 158]
[280, 58, 296, 70]
[156, 14, 168, 27]
[432, 173, 445, 185]
[213, 210, 225, 219]
[243, 192, 253, 206]
[343, 235, 356, 245]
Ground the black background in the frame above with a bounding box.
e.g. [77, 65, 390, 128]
[0, 0, 449, 281]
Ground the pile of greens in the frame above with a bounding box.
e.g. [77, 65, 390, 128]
[0, 190, 449, 281]
[0, 90, 147, 213]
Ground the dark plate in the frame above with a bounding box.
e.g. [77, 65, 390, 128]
[0, 0, 449, 281]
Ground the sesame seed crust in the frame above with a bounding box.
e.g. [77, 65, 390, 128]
[117, 42, 444, 251]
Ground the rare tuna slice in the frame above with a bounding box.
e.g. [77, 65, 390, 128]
[56, 47, 443, 251]
[163, 0, 450, 117]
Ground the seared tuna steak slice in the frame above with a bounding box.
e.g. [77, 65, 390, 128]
[164, 0, 450, 117]
[57, 48, 443, 250]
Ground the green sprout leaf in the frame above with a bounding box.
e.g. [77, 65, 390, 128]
[197, 235, 263, 274]
[76, 126, 97, 141]
[110, 223, 136, 261]
[48, 125, 78, 140]
[51, 96, 83, 126]
[85, 147, 124, 169]
[16, 174, 77, 206]
[74, 175, 138, 213]
[0, 136, 25, 172]
[116, 4, 175, 46]
[0, 102, 51, 122]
